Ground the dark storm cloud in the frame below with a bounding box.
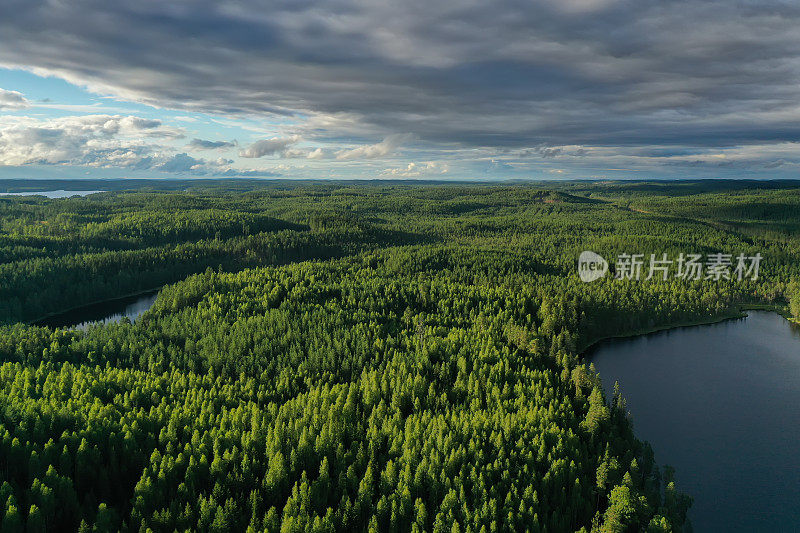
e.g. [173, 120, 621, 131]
[239, 137, 300, 158]
[188, 138, 237, 150]
[2, 0, 800, 152]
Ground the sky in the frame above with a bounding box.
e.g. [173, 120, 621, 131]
[1, 0, 800, 181]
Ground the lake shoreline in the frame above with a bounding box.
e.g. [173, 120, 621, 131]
[578, 302, 791, 356]
[30, 286, 163, 327]
[589, 309, 800, 530]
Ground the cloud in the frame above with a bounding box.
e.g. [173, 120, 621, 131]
[239, 136, 300, 158]
[119, 116, 161, 130]
[539, 147, 563, 158]
[515, 145, 587, 159]
[152, 153, 203, 172]
[4, 0, 800, 153]
[487, 159, 515, 172]
[336, 134, 412, 160]
[219, 168, 281, 177]
[3, 1, 800, 177]
[281, 147, 327, 159]
[381, 161, 449, 177]
[0, 115, 179, 165]
[305, 147, 325, 160]
[0, 114, 254, 175]
[765, 159, 788, 169]
[188, 138, 237, 150]
[0, 89, 29, 110]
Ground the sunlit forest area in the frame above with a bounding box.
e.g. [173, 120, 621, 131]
[0, 180, 798, 532]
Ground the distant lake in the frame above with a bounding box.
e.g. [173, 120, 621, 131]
[589, 311, 800, 532]
[34, 290, 159, 330]
[0, 190, 103, 198]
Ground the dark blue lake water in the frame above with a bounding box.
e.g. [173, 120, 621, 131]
[34, 291, 158, 330]
[589, 311, 800, 532]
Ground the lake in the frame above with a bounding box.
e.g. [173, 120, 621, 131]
[0, 190, 103, 198]
[589, 311, 800, 532]
[34, 290, 159, 330]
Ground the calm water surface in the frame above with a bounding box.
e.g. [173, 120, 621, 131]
[0, 190, 102, 198]
[589, 311, 800, 532]
[35, 291, 159, 330]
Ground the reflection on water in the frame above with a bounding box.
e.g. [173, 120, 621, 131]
[589, 311, 800, 532]
[35, 291, 159, 330]
[0, 190, 103, 198]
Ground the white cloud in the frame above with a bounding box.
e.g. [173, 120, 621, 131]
[0, 89, 29, 110]
[282, 146, 327, 159]
[336, 134, 412, 160]
[0, 114, 235, 174]
[381, 161, 449, 177]
[306, 147, 325, 159]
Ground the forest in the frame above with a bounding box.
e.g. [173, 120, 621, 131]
[0, 180, 798, 532]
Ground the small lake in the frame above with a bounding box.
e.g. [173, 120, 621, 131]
[0, 190, 103, 198]
[34, 290, 159, 330]
[589, 311, 800, 532]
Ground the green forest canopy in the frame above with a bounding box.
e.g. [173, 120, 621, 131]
[0, 181, 798, 532]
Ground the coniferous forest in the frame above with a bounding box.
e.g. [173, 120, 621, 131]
[0, 180, 799, 532]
